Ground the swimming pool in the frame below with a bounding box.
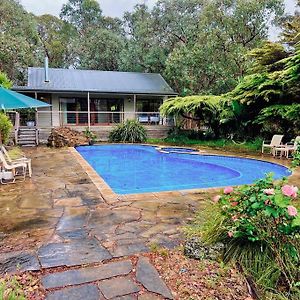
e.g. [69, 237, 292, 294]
[76, 145, 291, 195]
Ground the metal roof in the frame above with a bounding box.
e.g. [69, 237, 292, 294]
[14, 67, 177, 96]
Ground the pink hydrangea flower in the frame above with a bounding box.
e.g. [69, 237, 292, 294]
[224, 186, 234, 194]
[281, 185, 298, 198]
[264, 188, 275, 195]
[213, 195, 221, 203]
[232, 215, 238, 221]
[287, 205, 298, 217]
[264, 200, 270, 205]
[231, 201, 239, 207]
[228, 231, 234, 238]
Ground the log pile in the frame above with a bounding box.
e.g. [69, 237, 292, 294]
[48, 127, 89, 147]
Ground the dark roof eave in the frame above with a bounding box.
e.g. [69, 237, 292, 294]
[12, 86, 178, 96]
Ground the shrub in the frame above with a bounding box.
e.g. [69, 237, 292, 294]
[0, 112, 13, 144]
[109, 120, 147, 143]
[198, 175, 300, 298]
[292, 142, 300, 168]
[0, 276, 25, 300]
[0, 71, 12, 89]
[84, 128, 97, 144]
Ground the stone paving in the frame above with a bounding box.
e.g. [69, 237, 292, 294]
[0, 147, 209, 299]
[0, 146, 298, 299]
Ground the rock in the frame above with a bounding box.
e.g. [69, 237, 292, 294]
[98, 277, 140, 299]
[46, 284, 100, 300]
[184, 237, 224, 260]
[136, 257, 173, 299]
[48, 127, 89, 148]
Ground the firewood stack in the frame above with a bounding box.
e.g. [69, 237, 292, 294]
[48, 127, 89, 147]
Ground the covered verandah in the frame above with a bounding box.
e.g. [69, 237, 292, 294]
[14, 91, 172, 129]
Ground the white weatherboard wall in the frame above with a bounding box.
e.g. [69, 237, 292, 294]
[37, 106, 51, 127]
[52, 95, 60, 127]
[124, 97, 135, 121]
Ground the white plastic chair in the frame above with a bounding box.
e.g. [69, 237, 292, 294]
[262, 135, 284, 155]
[1, 146, 32, 177]
[0, 151, 27, 184]
[273, 136, 300, 158]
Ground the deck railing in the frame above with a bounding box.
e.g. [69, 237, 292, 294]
[35, 111, 174, 128]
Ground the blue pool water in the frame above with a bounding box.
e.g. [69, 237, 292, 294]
[76, 145, 291, 195]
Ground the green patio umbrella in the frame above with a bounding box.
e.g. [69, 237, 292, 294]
[0, 87, 51, 110]
[0, 87, 51, 144]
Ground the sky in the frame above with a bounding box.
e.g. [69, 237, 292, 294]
[19, 0, 298, 18]
[20, 0, 298, 40]
[20, 0, 158, 18]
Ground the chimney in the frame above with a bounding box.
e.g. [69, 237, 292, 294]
[44, 56, 50, 82]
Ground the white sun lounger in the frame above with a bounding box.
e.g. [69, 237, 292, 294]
[1, 146, 32, 177]
[273, 136, 300, 158]
[0, 151, 27, 184]
[262, 135, 284, 155]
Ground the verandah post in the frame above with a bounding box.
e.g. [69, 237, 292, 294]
[87, 92, 91, 130]
[133, 94, 136, 121]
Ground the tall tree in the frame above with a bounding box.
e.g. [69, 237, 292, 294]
[0, 0, 41, 83]
[36, 14, 78, 68]
[119, 4, 165, 73]
[79, 27, 124, 70]
[281, 0, 300, 46]
[60, 0, 103, 32]
[164, 0, 285, 95]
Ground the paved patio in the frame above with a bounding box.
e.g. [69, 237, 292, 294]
[0, 146, 298, 299]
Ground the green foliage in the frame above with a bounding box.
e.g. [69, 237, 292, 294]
[36, 14, 78, 68]
[84, 128, 97, 142]
[0, 276, 25, 300]
[0, 71, 12, 89]
[109, 120, 147, 143]
[60, 0, 103, 32]
[148, 137, 263, 153]
[80, 27, 124, 70]
[247, 42, 289, 73]
[0, 0, 41, 83]
[198, 175, 300, 297]
[0, 112, 13, 144]
[255, 104, 300, 138]
[292, 142, 300, 168]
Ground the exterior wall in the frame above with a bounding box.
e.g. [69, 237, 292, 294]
[51, 94, 60, 127]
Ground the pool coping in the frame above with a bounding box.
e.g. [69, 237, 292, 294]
[69, 145, 297, 202]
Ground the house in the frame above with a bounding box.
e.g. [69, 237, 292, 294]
[13, 62, 177, 143]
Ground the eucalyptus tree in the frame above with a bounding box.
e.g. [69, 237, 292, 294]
[36, 14, 78, 68]
[119, 4, 164, 73]
[164, 0, 285, 95]
[0, 0, 41, 83]
[79, 27, 125, 70]
[60, 0, 103, 32]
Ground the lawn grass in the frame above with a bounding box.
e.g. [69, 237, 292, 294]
[147, 137, 263, 153]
